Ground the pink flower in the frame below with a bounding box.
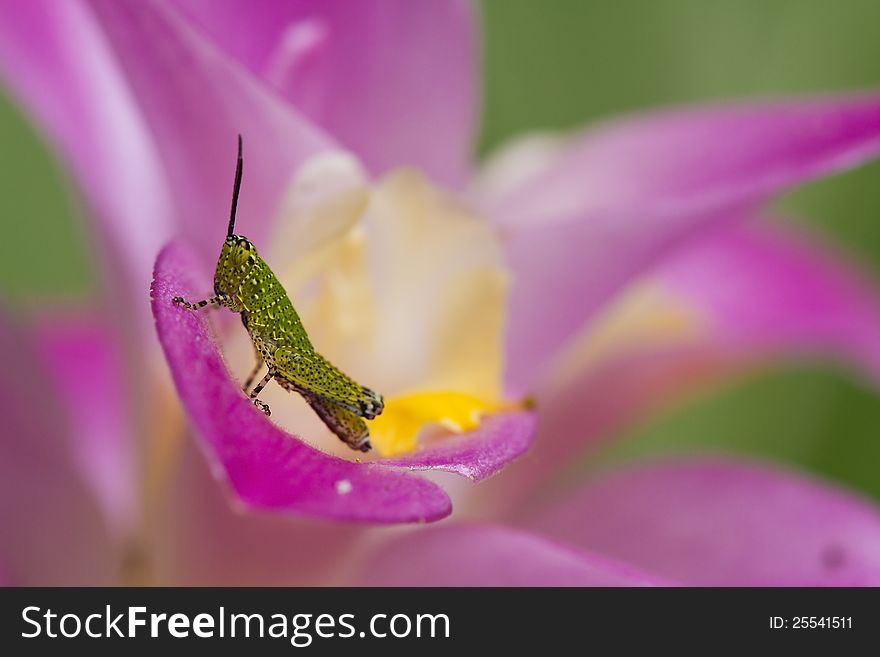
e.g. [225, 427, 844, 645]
[2, 0, 880, 584]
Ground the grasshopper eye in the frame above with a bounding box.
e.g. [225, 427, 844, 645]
[234, 243, 254, 267]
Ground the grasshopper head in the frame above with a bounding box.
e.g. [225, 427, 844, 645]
[214, 234, 259, 311]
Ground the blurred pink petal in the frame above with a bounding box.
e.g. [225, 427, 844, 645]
[486, 97, 880, 225]
[86, 0, 334, 263]
[0, 0, 172, 324]
[152, 242, 451, 523]
[171, 0, 477, 187]
[355, 524, 671, 586]
[0, 312, 115, 585]
[33, 313, 138, 538]
[486, 95, 880, 389]
[383, 411, 537, 481]
[485, 221, 880, 504]
[524, 458, 880, 586]
[660, 221, 880, 375]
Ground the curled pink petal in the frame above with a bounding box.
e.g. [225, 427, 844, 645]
[355, 524, 672, 586]
[0, 311, 115, 585]
[489, 95, 880, 390]
[383, 411, 537, 481]
[151, 242, 451, 524]
[524, 457, 880, 586]
[155, 438, 373, 585]
[171, 0, 478, 187]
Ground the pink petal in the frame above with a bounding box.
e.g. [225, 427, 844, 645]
[151, 241, 451, 524]
[383, 411, 537, 481]
[482, 221, 880, 506]
[171, 0, 478, 187]
[0, 0, 173, 329]
[486, 95, 880, 390]
[32, 313, 138, 538]
[0, 311, 115, 585]
[523, 458, 880, 586]
[660, 221, 880, 376]
[154, 438, 374, 585]
[355, 524, 671, 586]
[86, 0, 334, 262]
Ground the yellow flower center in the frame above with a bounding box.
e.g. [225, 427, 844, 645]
[267, 153, 511, 457]
[368, 391, 510, 457]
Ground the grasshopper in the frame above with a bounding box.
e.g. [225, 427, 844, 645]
[173, 136, 383, 452]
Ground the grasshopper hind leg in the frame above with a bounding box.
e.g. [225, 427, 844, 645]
[276, 377, 371, 452]
[359, 387, 384, 420]
[307, 396, 372, 453]
[273, 347, 384, 421]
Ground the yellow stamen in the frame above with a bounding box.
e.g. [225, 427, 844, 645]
[368, 391, 510, 457]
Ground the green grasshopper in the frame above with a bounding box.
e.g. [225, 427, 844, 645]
[173, 136, 383, 452]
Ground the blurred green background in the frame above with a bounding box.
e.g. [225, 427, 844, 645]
[1, 0, 879, 500]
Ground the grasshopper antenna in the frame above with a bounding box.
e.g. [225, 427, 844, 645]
[227, 134, 243, 238]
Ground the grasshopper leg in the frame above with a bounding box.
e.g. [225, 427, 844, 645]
[246, 368, 275, 416]
[172, 294, 227, 311]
